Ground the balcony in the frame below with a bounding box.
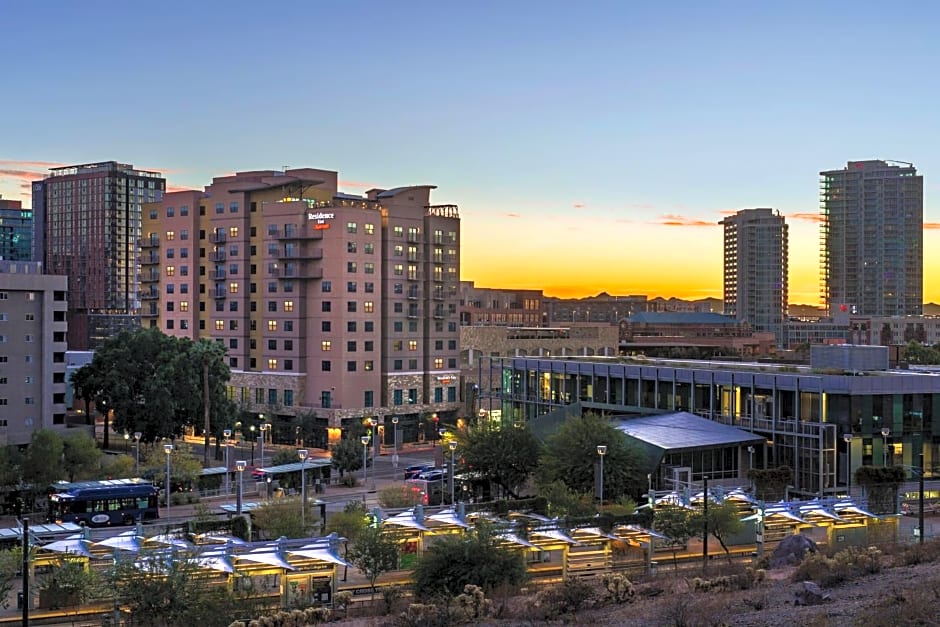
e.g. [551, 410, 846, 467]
[210, 250, 226, 262]
[141, 291, 159, 300]
[141, 273, 160, 283]
[213, 269, 226, 280]
[213, 290, 227, 300]
[210, 232, 227, 244]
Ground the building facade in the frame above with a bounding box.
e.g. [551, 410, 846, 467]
[0, 196, 33, 261]
[0, 261, 69, 444]
[820, 160, 923, 317]
[720, 208, 788, 347]
[459, 281, 544, 327]
[33, 162, 165, 349]
[142, 168, 461, 447]
[498, 351, 940, 498]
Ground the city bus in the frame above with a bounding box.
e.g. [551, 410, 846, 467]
[47, 480, 160, 527]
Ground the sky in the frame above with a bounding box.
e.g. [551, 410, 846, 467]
[2, 0, 939, 305]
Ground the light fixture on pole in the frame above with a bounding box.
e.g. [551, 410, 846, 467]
[164, 444, 173, 516]
[392, 416, 400, 468]
[360, 435, 370, 501]
[235, 460, 247, 515]
[298, 448, 309, 532]
[881, 428, 890, 466]
[369, 417, 378, 481]
[259, 423, 268, 469]
[223, 429, 232, 495]
[596, 445, 607, 508]
[124, 432, 129, 452]
[843, 433, 853, 495]
[249, 425, 256, 466]
[747, 445, 755, 491]
[448, 440, 457, 504]
[438, 428, 446, 500]
[133, 432, 142, 476]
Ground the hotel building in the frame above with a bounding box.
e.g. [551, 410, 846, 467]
[0, 196, 33, 262]
[141, 168, 461, 446]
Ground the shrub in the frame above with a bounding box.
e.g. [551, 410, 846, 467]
[455, 584, 492, 621]
[528, 577, 596, 619]
[793, 545, 883, 587]
[601, 573, 636, 604]
[393, 602, 451, 627]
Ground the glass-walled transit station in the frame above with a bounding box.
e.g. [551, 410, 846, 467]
[496, 348, 940, 497]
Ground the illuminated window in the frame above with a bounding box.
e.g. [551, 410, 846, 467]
[267, 359, 277, 370]
[392, 340, 402, 351]
[321, 341, 332, 351]
[364, 360, 373, 371]
[364, 301, 374, 313]
[364, 223, 375, 235]
[229, 226, 239, 237]
[229, 282, 239, 294]
[364, 262, 374, 274]
[408, 227, 418, 240]
[179, 301, 189, 312]
[215, 320, 224, 330]
[393, 226, 403, 237]
[165, 231, 175, 241]
[393, 264, 403, 276]
[364, 243, 374, 254]
[393, 244, 403, 256]
[283, 301, 294, 312]
[347, 261, 357, 273]
[267, 320, 277, 332]
[165, 266, 175, 276]
[409, 340, 418, 351]
[434, 358, 444, 368]
[346, 222, 357, 233]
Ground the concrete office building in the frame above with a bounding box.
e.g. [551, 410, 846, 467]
[720, 208, 788, 347]
[820, 160, 923, 317]
[33, 162, 165, 349]
[0, 261, 69, 444]
[142, 168, 461, 447]
[0, 196, 33, 262]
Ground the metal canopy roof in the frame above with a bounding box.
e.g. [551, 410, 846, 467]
[614, 412, 766, 452]
[255, 458, 332, 475]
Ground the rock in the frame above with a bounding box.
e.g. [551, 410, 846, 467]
[770, 534, 817, 568]
[793, 580, 830, 606]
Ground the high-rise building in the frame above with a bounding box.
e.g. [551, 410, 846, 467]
[720, 208, 788, 347]
[0, 196, 33, 262]
[142, 168, 461, 447]
[820, 160, 923, 317]
[0, 261, 69, 444]
[33, 162, 165, 349]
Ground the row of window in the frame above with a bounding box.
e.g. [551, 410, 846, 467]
[0, 313, 35, 321]
[0, 398, 35, 405]
[0, 335, 35, 342]
[0, 377, 34, 384]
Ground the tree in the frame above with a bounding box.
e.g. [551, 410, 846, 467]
[250, 497, 314, 539]
[141, 441, 203, 491]
[0, 446, 22, 487]
[748, 466, 793, 502]
[62, 431, 102, 482]
[855, 465, 906, 514]
[411, 524, 528, 600]
[880, 322, 893, 346]
[347, 525, 400, 603]
[460, 423, 542, 499]
[22, 429, 64, 488]
[536, 479, 595, 517]
[107, 551, 240, 627]
[538, 413, 646, 501]
[653, 506, 697, 571]
[331, 437, 365, 477]
[0, 548, 22, 609]
[38, 558, 108, 613]
[69, 366, 101, 426]
[693, 500, 744, 559]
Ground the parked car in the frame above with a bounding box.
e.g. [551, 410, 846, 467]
[404, 464, 433, 480]
[417, 469, 446, 482]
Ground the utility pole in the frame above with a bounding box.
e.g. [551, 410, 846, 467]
[702, 476, 709, 572]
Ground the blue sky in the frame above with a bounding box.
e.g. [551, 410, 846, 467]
[3, 1, 939, 303]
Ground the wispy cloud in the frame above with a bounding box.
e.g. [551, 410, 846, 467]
[572, 203, 586, 209]
[0, 159, 63, 169]
[339, 179, 381, 190]
[166, 185, 198, 193]
[925, 222, 940, 230]
[788, 212, 823, 223]
[653, 214, 717, 227]
[630, 203, 656, 210]
[0, 169, 46, 181]
[502, 212, 521, 218]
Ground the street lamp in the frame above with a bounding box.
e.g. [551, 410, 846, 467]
[747, 445, 755, 491]
[249, 425, 256, 465]
[124, 432, 129, 452]
[164, 444, 173, 516]
[843, 433, 853, 496]
[133, 432, 142, 476]
[369, 417, 378, 478]
[223, 429, 232, 496]
[235, 460, 247, 515]
[392, 416, 400, 468]
[360, 435, 370, 501]
[298, 448, 309, 532]
[448, 440, 457, 505]
[438, 428, 446, 501]
[881, 428, 890, 466]
[259, 423, 268, 469]
[597, 445, 607, 508]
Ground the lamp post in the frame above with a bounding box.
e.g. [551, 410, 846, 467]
[448, 441, 457, 505]
[133, 432, 141, 476]
[843, 433, 853, 496]
[298, 448, 309, 532]
[881, 428, 890, 466]
[124, 432, 129, 452]
[596, 445, 607, 508]
[369, 417, 378, 479]
[164, 444, 173, 516]
[360, 435, 370, 502]
[223, 429, 232, 496]
[438, 428, 446, 501]
[392, 416, 400, 468]
[702, 475, 709, 572]
[259, 424, 268, 469]
[249, 425, 256, 466]
[919, 452, 925, 545]
[747, 445, 755, 491]
[235, 460, 247, 515]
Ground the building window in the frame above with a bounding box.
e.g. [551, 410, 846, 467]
[347, 361, 356, 372]
[409, 340, 418, 351]
[284, 340, 293, 351]
[364, 223, 375, 235]
[393, 226, 403, 237]
[322, 321, 331, 332]
[364, 360, 374, 371]
[229, 226, 239, 237]
[434, 358, 444, 368]
[268, 301, 277, 312]
[347, 242, 357, 253]
[364, 390, 373, 407]
[321, 341, 331, 351]
[268, 339, 277, 350]
[165, 231, 175, 241]
[393, 390, 403, 405]
[165, 266, 175, 276]
[322, 280, 332, 292]
[347, 281, 357, 293]
[267, 359, 277, 370]
[346, 222, 357, 233]
[364, 262, 374, 274]
[215, 320, 224, 330]
[284, 389, 294, 405]
[364, 321, 373, 332]
[364, 301, 374, 313]
[347, 341, 357, 352]
[364, 243, 374, 254]
[268, 389, 277, 404]
[284, 320, 293, 331]
[230, 202, 239, 214]
[364, 341, 374, 352]
[284, 301, 293, 312]
[393, 359, 402, 370]
[268, 320, 277, 332]
[347, 302, 357, 313]
[321, 360, 331, 371]
[393, 264, 403, 276]
[347, 321, 356, 332]
[347, 262, 357, 273]
[229, 282, 239, 294]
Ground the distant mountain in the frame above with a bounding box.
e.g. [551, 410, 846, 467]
[789, 304, 825, 318]
[925, 303, 940, 316]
